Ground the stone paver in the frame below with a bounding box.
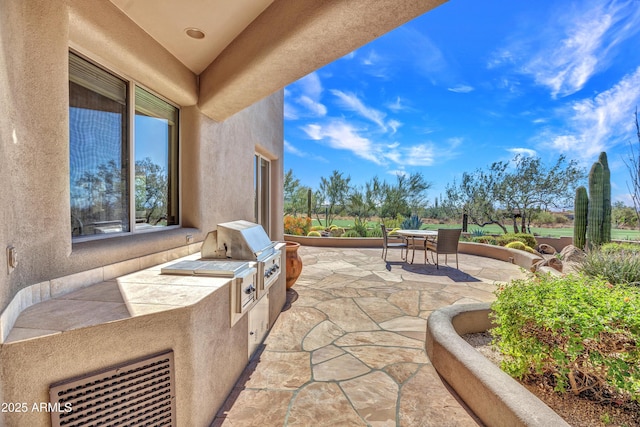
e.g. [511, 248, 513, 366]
[212, 246, 527, 426]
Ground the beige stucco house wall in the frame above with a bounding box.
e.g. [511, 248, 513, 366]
[0, 0, 445, 424]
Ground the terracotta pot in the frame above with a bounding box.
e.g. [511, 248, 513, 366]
[285, 241, 302, 289]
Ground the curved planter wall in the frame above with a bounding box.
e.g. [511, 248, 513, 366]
[425, 303, 569, 427]
[284, 235, 543, 270]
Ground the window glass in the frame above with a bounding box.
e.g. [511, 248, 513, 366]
[69, 53, 129, 237]
[254, 154, 270, 234]
[69, 53, 179, 239]
[134, 87, 179, 229]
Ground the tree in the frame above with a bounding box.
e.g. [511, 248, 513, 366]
[314, 170, 352, 227]
[379, 172, 431, 219]
[489, 155, 585, 233]
[445, 170, 509, 233]
[624, 108, 640, 228]
[135, 158, 168, 225]
[444, 155, 585, 234]
[283, 169, 310, 215]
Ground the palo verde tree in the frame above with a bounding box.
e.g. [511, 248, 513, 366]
[313, 170, 352, 227]
[284, 169, 311, 216]
[379, 172, 431, 219]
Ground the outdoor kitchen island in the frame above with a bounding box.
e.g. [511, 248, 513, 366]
[0, 243, 286, 426]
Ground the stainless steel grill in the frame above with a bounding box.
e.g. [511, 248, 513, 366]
[160, 221, 282, 327]
[49, 351, 175, 427]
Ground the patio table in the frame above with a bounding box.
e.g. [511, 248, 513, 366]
[395, 229, 437, 264]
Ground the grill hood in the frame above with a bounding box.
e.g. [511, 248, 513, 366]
[201, 220, 274, 260]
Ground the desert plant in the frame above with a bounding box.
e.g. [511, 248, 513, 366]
[470, 236, 498, 245]
[284, 215, 312, 236]
[587, 153, 612, 248]
[307, 231, 322, 237]
[600, 242, 640, 255]
[496, 233, 537, 248]
[352, 217, 368, 237]
[310, 225, 325, 232]
[505, 241, 526, 251]
[366, 227, 383, 238]
[492, 274, 640, 401]
[469, 228, 487, 237]
[574, 186, 588, 249]
[342, 230, 362, 237]
[577, 248, 640, 285]
[329, 227, 345, 237]
[400, 214, 422, 230]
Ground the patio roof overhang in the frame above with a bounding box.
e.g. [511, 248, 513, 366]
[108, 0, 447, 122]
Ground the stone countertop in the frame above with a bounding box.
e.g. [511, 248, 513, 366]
[5, 254, 232, 344]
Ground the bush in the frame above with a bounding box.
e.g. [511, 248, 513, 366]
[496, 233, 537, 248]
[284, 215, 311, 236]
[491, 274, 640, 401]
[578, 247, 640, 285]
[329, 227, 345, 237]
[470, 236, 498, 245]
[307, 231, 322, 237]
[505, 241, 526, 251]
[600, 242, 640, 256]
[342, 230, 362, 237]
[366, 227, 383, 238]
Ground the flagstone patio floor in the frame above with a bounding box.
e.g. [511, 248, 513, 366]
[211, 246, 528, 427]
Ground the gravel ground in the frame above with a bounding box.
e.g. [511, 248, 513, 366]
[461, 332, 640, 427]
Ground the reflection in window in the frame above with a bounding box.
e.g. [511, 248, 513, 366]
[69, 53, 179, 239]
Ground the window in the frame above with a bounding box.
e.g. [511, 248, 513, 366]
[69, 52, 179, 239]
[254, 154, 270, 234]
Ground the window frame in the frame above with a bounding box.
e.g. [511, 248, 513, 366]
[69, 50, 181, 243]
[254, 153, 271, 236]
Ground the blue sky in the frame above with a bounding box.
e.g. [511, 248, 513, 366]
[283, 0, 640, 207]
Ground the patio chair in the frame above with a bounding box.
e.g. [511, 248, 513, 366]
[425, 228, 462, 269]
[381, 224, 407, 261]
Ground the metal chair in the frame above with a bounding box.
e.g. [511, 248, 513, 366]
[425, 229, 462, 269]
[381, 224, 407, 261]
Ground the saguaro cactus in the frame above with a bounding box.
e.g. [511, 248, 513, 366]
[574, 186, 588, 249]
[588, 160, 605, 248]
[598, 152, 612, 243]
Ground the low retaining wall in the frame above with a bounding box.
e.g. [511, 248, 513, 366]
[285, 235, 543, 270]
[425, 303, 569, 427]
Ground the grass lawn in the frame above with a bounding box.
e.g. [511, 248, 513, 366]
[311, 218, 640, 241]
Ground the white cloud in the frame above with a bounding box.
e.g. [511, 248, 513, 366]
[302, 120, 381, 164]
[492, 0, 640, 97]
[507, 147, 537, 157]
[447, 85, 474, 93]
[543, 66, 640, 158]
[403, 144, 436, 166]
[286, 72, 327, 118]
[330, 89, 388, 131]
[387, 96, 406, 112]
[284, 140, 305, 157]
[388, 119, 402, 135]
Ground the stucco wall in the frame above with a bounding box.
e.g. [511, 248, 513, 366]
[0, 0, 284, 314]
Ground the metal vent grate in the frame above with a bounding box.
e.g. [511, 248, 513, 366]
[49, 351, 176, 427]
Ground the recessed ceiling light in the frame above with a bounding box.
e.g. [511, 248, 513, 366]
[185, 28, 205, 39]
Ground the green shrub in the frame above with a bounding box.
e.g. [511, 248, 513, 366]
[600, 242, 640, 256]
[497, 233, 537, 248]
[470, 228, 487, 237]
[342, 230, 362, 237]
[505, 241, 526, 251]
[491, 274, 640, 401]
[366, 227, 383, 238]
[470, 236, 498, 245]
[329, 227, 345, 237]
[307, 231, 322, 237]
[352, 217, 368, 237]
[578, 248, 640, 285]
